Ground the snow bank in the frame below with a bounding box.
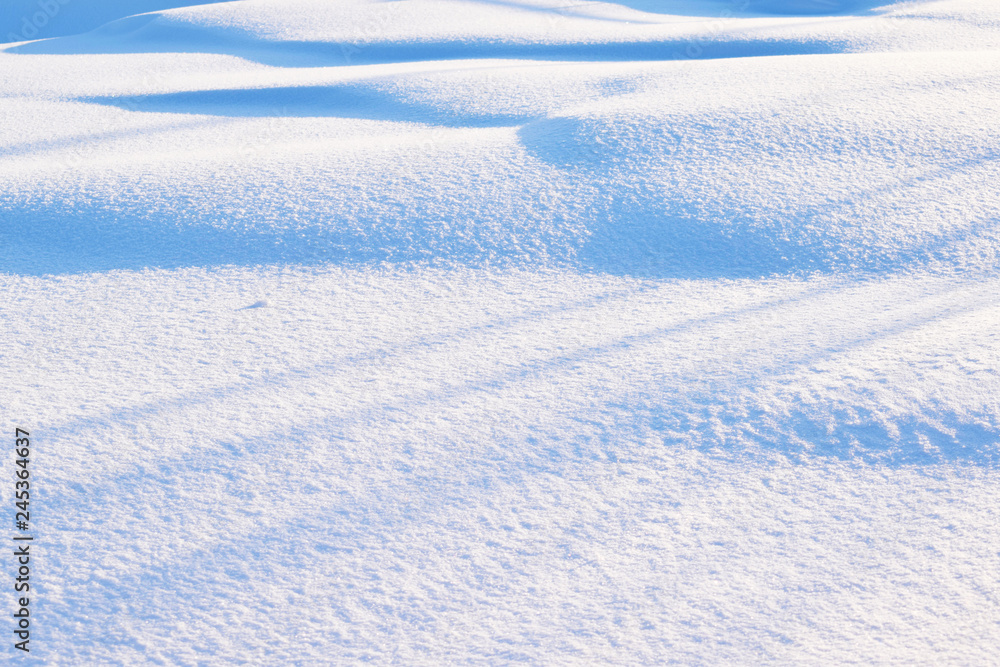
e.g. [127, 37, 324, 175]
[1, 0, 998, 663]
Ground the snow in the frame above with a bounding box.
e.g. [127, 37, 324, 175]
[1, 0, 999, 663]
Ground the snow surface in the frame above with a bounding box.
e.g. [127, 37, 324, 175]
[1, 0, 999, 663]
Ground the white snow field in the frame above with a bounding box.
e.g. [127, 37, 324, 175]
[2, 0, 1000, 663]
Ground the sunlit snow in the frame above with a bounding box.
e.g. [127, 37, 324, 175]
[2, 0, 999, 663]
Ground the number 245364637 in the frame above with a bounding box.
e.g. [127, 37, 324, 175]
[14, 429, 30, 531]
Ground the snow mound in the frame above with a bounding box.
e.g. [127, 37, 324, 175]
[2, 0, 1000, 663]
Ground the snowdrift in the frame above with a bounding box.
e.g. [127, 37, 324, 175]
[2, 0, 999, 663]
